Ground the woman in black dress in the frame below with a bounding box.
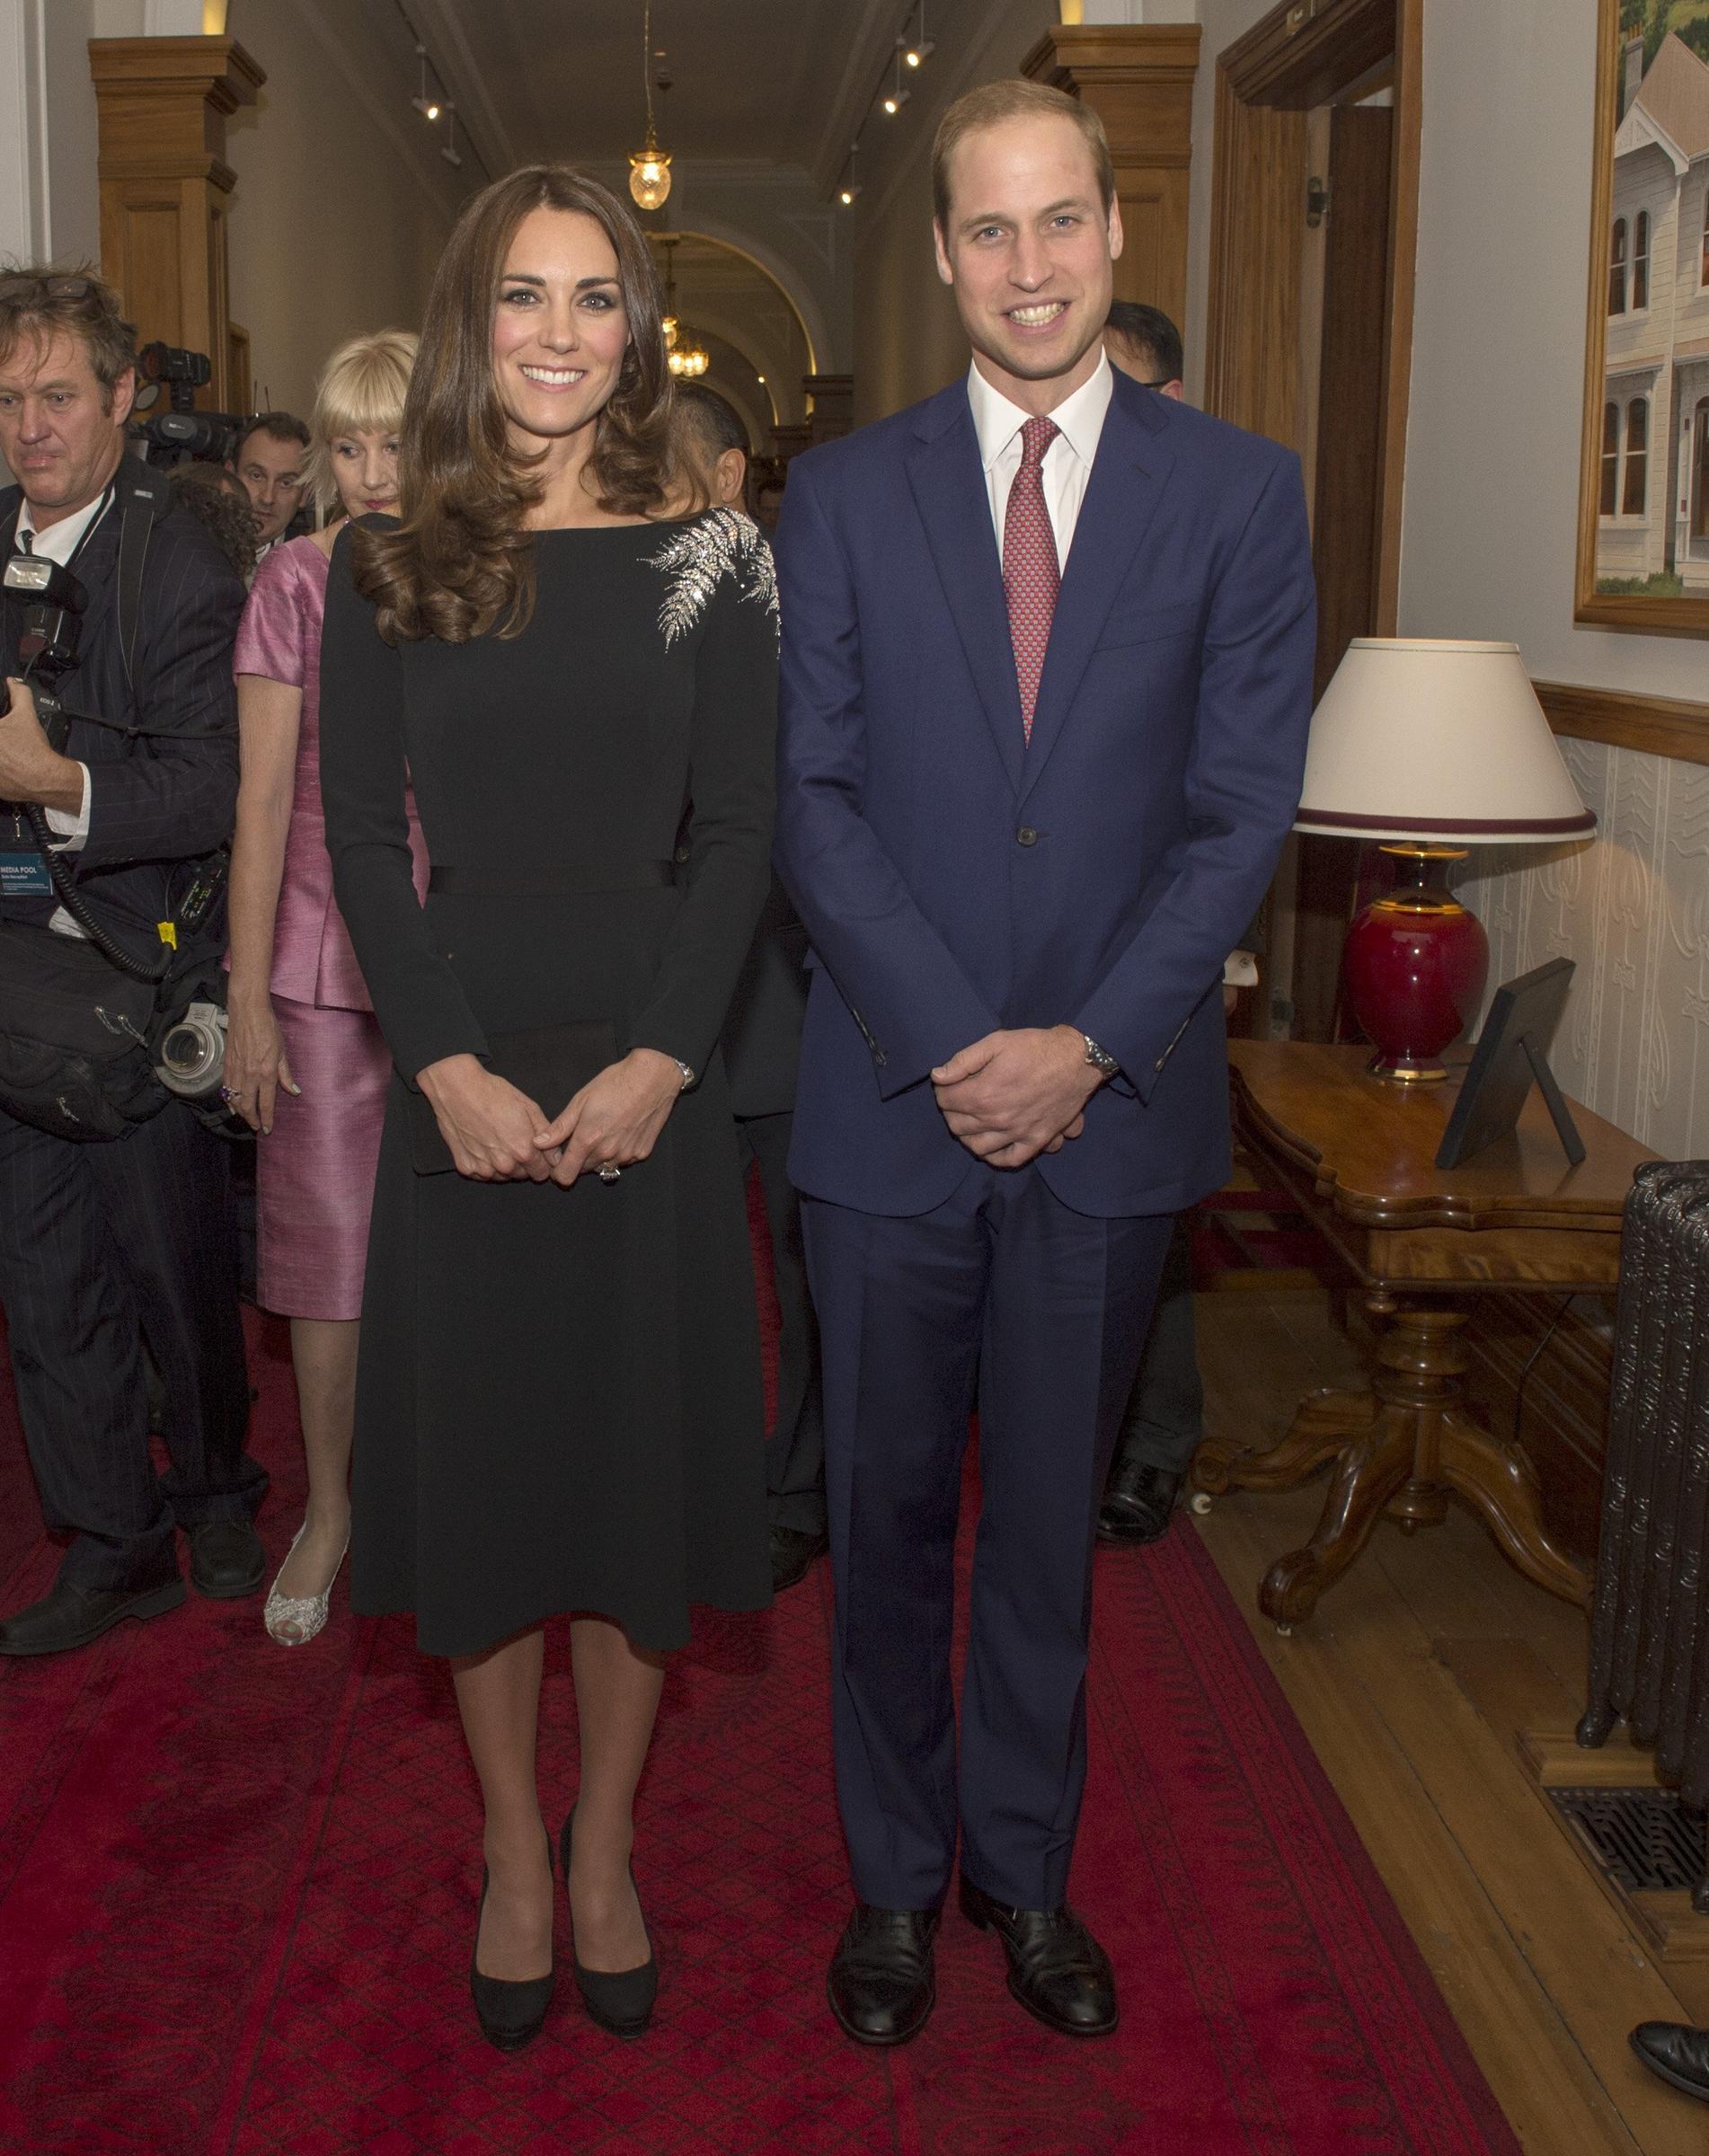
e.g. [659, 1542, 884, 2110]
[318, 167, 776, 2052]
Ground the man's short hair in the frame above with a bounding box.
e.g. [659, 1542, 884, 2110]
[676, 384, 748, 464]
[234, 410, 311, 463]
[0, 262, 135, 401]
[1104, 301, 1183, 387]
[933, 80, 1115, 234]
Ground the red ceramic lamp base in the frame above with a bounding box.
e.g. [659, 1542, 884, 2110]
[1343, 846, 1489, 1082]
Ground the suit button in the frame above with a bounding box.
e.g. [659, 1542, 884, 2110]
[1016, 826, 1039, 847]
[673, 844, 690, 865]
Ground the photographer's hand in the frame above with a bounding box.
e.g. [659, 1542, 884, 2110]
[0, 678, 84, 815]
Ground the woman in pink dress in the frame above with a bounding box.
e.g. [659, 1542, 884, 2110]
[224, 329, 425, 1644]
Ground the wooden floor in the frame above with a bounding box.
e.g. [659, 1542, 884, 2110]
[1191, 1287, 1708, 2156]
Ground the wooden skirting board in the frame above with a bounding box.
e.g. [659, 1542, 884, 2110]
[1519, 1725, 1709, 1964]
[1536, 679, 1709, 768]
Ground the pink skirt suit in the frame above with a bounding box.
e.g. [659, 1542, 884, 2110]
[233, 537, 429, 1320]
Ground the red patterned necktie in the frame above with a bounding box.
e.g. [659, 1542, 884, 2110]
[1002, 414, 1060, 743]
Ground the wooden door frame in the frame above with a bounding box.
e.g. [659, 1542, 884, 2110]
[1202, 0, 1421, 634]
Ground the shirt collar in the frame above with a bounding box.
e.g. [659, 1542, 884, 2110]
[16, 484, 114, 568]
[965, 349, 1114, 473]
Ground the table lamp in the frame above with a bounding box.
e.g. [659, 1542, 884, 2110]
[1292, 639, 1596, 1081]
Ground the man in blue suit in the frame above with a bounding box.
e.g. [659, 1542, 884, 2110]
[774, 80, 1315, 2047]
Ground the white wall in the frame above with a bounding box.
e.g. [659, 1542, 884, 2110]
[221, 0, 465, 419]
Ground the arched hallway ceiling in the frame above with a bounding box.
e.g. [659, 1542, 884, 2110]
[415, 0, 903, 175]
[402, 0, 918, 376]
[651, 234, 812, 430]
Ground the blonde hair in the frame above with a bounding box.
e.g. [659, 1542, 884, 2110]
[932, 80, 1114, 234]
[307, 328, 418, 513]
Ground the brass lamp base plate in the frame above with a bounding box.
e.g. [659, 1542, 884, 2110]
[1368, 1055, 1448, 1083]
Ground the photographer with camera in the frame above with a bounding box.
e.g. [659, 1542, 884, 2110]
[0, 265, 267, 1658]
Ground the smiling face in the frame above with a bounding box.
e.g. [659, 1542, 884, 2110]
[934, 113, 1121, 412]
[491, 206, 630, 455]
[0, 328, 133, 527]
[327, 425, 402, 520]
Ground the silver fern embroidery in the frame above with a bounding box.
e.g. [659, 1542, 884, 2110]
[648, 508, 779, 649]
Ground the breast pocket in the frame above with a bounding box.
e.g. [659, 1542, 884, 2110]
[1094, 597, 1202, 652]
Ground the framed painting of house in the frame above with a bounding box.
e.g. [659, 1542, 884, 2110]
[1577, 0, 1709, 634]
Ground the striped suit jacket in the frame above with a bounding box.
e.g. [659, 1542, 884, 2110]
[0, 466, 244, 968]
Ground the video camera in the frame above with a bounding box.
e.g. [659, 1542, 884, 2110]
[128, 341, 243, 469]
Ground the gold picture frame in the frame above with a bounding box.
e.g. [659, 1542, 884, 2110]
[1576, 0, 1709, 635]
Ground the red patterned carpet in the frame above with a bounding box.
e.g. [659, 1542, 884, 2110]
[0, 1287, 1520, 2156]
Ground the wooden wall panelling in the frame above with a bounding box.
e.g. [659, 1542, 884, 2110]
[1204, 81, 1307, 448]
[1537, 680, 1709, 770]
[1023, 26, 1201, 336]
[87, 36, 263, 413]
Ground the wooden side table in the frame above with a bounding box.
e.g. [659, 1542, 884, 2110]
[1192, 1042, 1657, 1629]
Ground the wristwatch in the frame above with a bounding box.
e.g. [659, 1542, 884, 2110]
[1082, 1033, 1120, 1079]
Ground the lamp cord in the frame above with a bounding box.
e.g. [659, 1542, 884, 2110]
[1510, 1293, 1575, 1454]
[642, 0, 656, 143]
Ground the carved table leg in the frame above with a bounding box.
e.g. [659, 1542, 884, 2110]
[1192, 1387, 1376, 1496]
[1258, 1412, 1412, 1625]
[1436, 1412, 1591, 1607]
[1224, 1295, 1591, 1625]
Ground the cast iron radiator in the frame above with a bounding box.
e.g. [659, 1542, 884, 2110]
[1578, 1161, 1709, 1900]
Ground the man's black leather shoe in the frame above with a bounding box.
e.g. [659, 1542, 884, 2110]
[770, 1523, 828, 1594]
[1096, 1462, 1183, 1546]
[0, 1575, 186, 1657]
[188, 1520, 266, 1599]
[959, 1876, 1119, 2037]
[828, 1904, 939, 2046]
[1631, 2021, 1709, 2102]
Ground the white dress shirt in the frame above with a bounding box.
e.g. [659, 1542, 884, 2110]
[14, 488, 106, 846]
[966, 349, 1114, 573]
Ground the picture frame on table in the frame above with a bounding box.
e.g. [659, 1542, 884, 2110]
[1575, 0, 1709, 636]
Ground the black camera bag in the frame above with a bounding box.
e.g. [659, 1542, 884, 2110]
[0, 924, 166, 1139]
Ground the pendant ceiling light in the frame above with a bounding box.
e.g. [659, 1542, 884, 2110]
[629, 0, 672, 212]
[657, 238, 708, 377]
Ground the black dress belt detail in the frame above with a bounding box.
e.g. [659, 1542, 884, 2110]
[426, 862, 677, 897]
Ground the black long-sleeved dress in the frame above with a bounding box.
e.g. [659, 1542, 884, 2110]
[318, 508, 778, 1656]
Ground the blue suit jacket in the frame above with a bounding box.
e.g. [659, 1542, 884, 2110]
[774, 367, 1316, 1220]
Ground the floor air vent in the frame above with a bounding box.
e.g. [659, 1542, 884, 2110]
[1548, 1785, 1706, 1894]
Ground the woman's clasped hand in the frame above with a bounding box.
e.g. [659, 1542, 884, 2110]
[418, 1048, 683, 1183]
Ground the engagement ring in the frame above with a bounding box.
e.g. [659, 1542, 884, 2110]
[598, 1164, 622, 1183]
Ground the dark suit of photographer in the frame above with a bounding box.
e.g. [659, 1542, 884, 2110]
[0, 271, 265, 1657]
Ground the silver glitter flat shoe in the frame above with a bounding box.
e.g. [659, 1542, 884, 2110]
[262, 1521, 350, 1646]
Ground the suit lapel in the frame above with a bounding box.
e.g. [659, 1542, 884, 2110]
[1020, 385, 1175, 800]
[906, 393, 1025, 795]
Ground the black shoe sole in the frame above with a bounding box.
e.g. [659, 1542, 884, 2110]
[826, 1971, 934, 2047]
[960, 1883, 1119, 2039]
[0, 1576, 186, 1657]
[1630, 2030, 1709, 2103]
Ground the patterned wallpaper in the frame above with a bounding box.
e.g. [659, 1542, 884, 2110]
[1457, 738, 1709, 1162]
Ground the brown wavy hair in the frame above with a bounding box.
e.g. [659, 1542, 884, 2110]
[355, 166, 677, 644]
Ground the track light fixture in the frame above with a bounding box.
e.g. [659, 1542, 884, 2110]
[440, 106, 462, 168]
[903, 4, 934, 67]
[883, 55, 910, 116]
[838, 141, 862, 205]
[412, 42, 440, 120]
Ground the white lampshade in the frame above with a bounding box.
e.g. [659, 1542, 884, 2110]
[1294, 639, 1596, 845]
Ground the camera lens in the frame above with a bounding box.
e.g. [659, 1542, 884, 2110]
[155, 1004, 227, 1098]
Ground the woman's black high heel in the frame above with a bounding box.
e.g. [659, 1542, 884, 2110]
[561, 1806, 659, 2038]
[470, 1834, 556, 2053]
